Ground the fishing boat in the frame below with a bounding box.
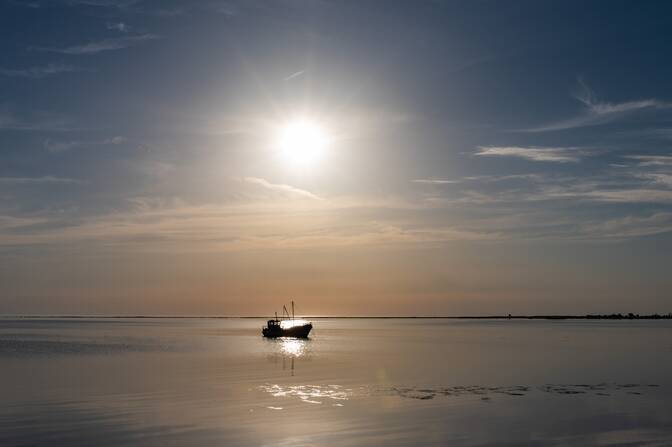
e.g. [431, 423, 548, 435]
[262, 301, 313, 338]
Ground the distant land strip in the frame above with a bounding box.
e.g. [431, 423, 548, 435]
[1, 314, 671, 320]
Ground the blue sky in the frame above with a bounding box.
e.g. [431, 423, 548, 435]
[1, 0, 671, 315]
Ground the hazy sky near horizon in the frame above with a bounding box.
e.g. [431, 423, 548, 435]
[1, 0, 672, 315]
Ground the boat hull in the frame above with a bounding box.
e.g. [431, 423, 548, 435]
[262, 323, 312, 338]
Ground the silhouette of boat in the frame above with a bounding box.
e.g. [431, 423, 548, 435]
[262, 301, 312, 338]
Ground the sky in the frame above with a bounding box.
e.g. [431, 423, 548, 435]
[1, 0, 671, 316]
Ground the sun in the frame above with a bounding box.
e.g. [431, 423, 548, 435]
[276, 119, 329, 168]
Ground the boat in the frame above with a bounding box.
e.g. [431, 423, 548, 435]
[262, 301, 313, 338]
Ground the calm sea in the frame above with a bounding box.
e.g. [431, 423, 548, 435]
[1, 318, 671, 446]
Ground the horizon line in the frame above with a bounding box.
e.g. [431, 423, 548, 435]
[1, 313, 671, 320]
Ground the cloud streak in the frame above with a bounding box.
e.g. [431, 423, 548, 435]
[283, 70, 305, 81]
[412, 179, 461, 185]
[243, 177, 323, 200]
[580, 213, 672, 239]
[625, 155, 672, 167]
[64, 0, 140, 9]
[520, 78, 671, 132]
[106, 21, 130, 32]
[0, 108, 79, 132]
[0, 176, 82, 184]
[44, 136, 125, 153]
[37, 34, 159, 55]
[0, 198, 498, 251]
[413, 174, 543, 185]
[475, 146, 583, 163]
[0, 63, 83, 78]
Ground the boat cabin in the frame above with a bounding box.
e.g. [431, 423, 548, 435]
[262, 301, 313, 338]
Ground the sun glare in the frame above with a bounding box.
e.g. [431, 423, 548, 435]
[277, 119, 329, 168]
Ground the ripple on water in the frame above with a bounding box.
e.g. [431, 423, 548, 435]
[0, 338, 177, 357]
[259, 384, 354, 406]
[258, 383, 662, 406]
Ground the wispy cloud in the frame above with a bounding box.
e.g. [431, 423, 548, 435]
[37, 34, 160, 55]
[417, 161, 672, 206]
[638, 173, 672, 188]
[580, 213, 672, 239]
[106, 22, 130, 33]
[412, 179, 461, 185]
[64, 0, 140, 8]
[283, 70, 305, 81]
[624, 155, 672, 167]
[61, 0, 183, 16]
[412, 172, 672, 240]
[520, 78, 670, 132]
[413, 174, 542, 185]
[575, 189, 672, 204]
[0, 176, 81, 184]
[0, 107, 78, 132]
[243, 177, 322, 200]
[0, 199, 500, 250]
[44, 136, 125, 153]
[0, 63, 83, 79]
[0, 215, 48, 231]
[475, 146, 584, 163]
[456, 180, 672, 205]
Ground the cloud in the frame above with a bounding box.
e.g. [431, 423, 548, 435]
[43, 140, 80, 153]
[283, 70, 305, 81]
[0, 215, 49, 231]
[44, 136, 125, 153]
[37, 34, 159, 55]
[495, 183, 672, 205]
[413, 175, 672, 240]
[243, 177, 323, 200]
[639, 173, 672, 188]
[0, 63, 83, 79]
[106, 22, 129, 32]
[413, 174, 542, 185]
[624, 155, 672, 167]
[0, 196, 501, 251]
[0, 176, 81, 184]
[418, 163, 672, 206]
[64, 0, 140, 8]
[412, 179, 461, 185]
[580, 213, 672, 239]
[61, 0, 183, 16]
[0, 108, 78, 132]
[520, 78, 670, 132]
[576, 189, 672, 204]
[475, 146, 583, 163]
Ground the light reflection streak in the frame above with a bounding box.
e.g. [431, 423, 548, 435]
[258, 382, 660, 408]
[259, 384, 353, 406]
[265, 337, 310, 376]
[279, 338, 306, 357]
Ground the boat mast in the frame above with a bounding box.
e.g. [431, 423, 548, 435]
[291, 300, 295, 320]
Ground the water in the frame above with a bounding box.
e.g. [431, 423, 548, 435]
[1, 318, 671, 446]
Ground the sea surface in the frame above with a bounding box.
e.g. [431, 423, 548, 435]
[1, 317, 671, 446]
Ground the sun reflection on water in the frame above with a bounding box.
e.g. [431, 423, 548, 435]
[280, 338, 307, 357]
[260, 384, 353, 406]
[265, 336, 311, 375]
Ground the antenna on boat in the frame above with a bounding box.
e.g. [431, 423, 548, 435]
[292, 300, 295, 320]
[275, 311, 278, 321]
